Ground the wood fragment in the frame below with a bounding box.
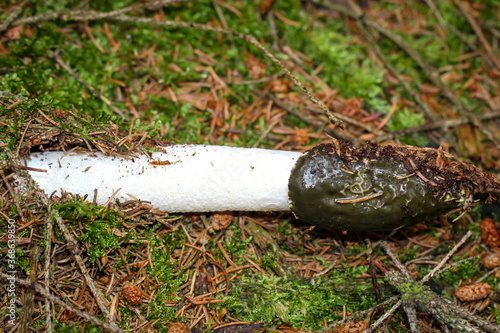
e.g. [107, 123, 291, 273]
[336, 191, 383, 204]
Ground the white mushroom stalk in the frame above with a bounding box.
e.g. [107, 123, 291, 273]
[21, 141, 496, 231]
[25, 145, 302, 212]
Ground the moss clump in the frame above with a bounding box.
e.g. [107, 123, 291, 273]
[223, 268, 375, 330]
[54, 199, 121, 262]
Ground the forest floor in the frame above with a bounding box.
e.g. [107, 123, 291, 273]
[0, 1, 500, 332]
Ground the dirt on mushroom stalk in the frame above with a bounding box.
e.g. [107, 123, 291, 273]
[2, 1, 500, 333]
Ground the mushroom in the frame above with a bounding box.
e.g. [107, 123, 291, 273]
[22, 140, 500, 231]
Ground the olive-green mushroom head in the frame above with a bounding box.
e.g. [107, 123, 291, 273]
[288, 144, 469, 231]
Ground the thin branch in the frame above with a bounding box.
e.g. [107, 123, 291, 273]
[0, 169, 25, 223]
[373, 108, 500, 142]
[48, 51, 129, 120]
[420, 230, 472, 284]
[315, 0, 500, 150]
[9, 6, 342, 125]
[43, 213, 53, 333]
[0, 272, 124, 333]
[452, 0, 500, 70]
[380, 241, 412, 280]
[108, 15, 342, 125]
[402, 302, 420, 333]
[360, 11, 500, 149]
[439, 296, 500, 333]
[251, 89, 353, 142]
[46, 200, 120, 330]
[422, 0, 477, 52]
[314, 296, 399, 333]
[431, 256, 477, 281]
[1, 144, 122, 333]
[10, 0, 184, 26]
[353, 19, 463, 150]
[313, 0, 462, 149]
[0, 0, 27, 33]
[364, 299, 402, 333]
[377, 235, 500, 333]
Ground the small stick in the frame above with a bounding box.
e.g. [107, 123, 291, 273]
[0, 0, 27, 33]
[48, 51, 129, 119]
[314, 296, 400, 333]
[420, 230, 472, 284]
[0, 272, 124, 333]
[15, 118, 32, 158]
[367, 248, 386, 328]
[43, 213, 53, 333]
[373, 109, 500, 142]
[336, 192, 383, 204]
[110, 15, 341, 126]
[364, 299, 403, 333]
[380, 241, 412, 280]
[8, 164, 47, 173]
[432, 257, 477, 280]
[453, 0, 500, 70]
[0, 169, 25, 223]
[11, 0, 184, 26]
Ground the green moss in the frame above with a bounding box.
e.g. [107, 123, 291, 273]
[437, 256, 481, 287]
[400, 245, 418, 262]
[143, 229, 185, 327]
[223, 270, 375, 330]
[490, 303, 500, 325]
[387, 107, 427, 146]
[209, 225, 252, 266]
[53, 199, 121, 262]
[54, 320, 103, 333]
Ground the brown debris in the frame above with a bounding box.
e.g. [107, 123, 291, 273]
[455, 282, 491, 302]
[210, 211, 234, 231]
[480, 218, 500, 248]
[122, 281, 142, 305]
[333, 320, 368, 333]
[260, 0, 278, 15]
[167, 322, 190, 333]
[319, 140, 500, 202]
[483, 253, 500, 269]
[269, 78, 289, 93]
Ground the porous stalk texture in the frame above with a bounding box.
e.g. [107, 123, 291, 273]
[25, 145, 301, 212]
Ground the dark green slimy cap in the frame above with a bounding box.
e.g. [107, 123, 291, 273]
[288, 143, 468, 231]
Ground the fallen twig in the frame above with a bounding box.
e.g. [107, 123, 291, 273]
[373, 238, 500, 333]
[1, 144, 122, 333]
[0, 272, 125, 333]
[48, 51, 129, 120]
[452, 0, 500, 70]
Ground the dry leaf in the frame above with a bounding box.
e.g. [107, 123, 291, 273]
[269, 78, 289, 93]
